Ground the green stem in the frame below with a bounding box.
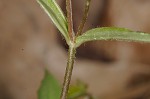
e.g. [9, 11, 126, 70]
[60, 44, 76, 99]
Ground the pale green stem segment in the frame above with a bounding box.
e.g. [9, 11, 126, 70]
[60, 45, 76, 99]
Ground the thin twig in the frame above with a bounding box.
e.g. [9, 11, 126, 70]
[76, 0, 91, 37]
[66, 0, 74, 41]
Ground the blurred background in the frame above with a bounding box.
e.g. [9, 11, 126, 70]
[0, 0, 150, 99]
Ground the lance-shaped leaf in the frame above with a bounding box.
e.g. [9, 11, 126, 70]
[38, 70, 61, 99]
[37, 0, 69, 44]
[75, 27, 150, 47]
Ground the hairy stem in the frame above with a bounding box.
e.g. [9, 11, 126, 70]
[76, 0, 91, 37]
[60, 44, 76, 99]
[66, 0, 74, 41]
[60, 0, 76, 99]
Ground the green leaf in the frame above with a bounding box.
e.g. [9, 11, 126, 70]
[67, 81, 87, 99]
[38, 70, 61, 99]
[37, 0, 69, 44]
[75, 27, 150, 47]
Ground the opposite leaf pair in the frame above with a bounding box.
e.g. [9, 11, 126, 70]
[37, 0, 150, 99]
[37, 0, 150, 48]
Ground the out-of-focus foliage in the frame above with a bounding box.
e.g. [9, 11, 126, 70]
[38, 71, 61, 99]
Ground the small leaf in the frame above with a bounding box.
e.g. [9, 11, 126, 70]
[68, 81, 87, 99]
[37, 0, 69, 44]
[75, 27, 150, 47]
[38, 70, 61, 99]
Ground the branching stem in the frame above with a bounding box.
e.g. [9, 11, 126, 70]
[61, 0, 91, 99]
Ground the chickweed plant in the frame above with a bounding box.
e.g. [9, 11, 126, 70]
[37, 0, 150, 99]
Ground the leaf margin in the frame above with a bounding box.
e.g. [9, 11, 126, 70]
[37, 0, 70, 44]
[75, 27, 150, 47]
